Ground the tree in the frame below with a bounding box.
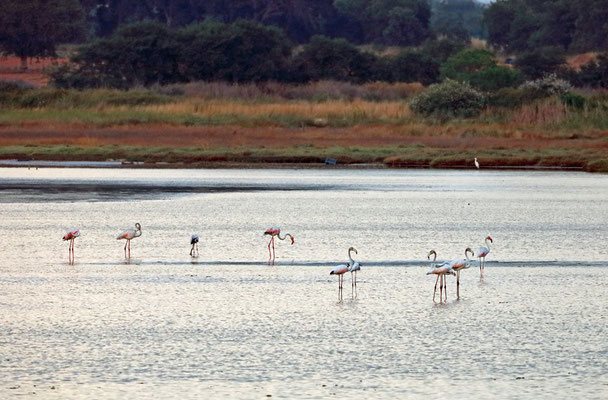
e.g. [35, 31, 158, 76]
[391, 51, 440, 85]
[65, 20, 183, 88]
[440, 49, 520, 91]
[0, 0, 85, 70]
[333, 0, 431, 45]
[514, 47, 565, 80]
[431, 0, 486, 41]
[180, 20, 292, 82]
[289, 35, 377, 82]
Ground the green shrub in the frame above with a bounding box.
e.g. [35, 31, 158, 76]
[560, 92, 586, 109]
[469, 66, 522, 92]
[409, 79, 486, 119]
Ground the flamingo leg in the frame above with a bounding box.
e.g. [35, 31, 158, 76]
[128, 240, 131, 258]
[71, 239, 75, 264]
[444, 274, 448, 301]
[457, 270, 460, 299]
[272, 236, 276, 265]
[124, 241, 127, 258]
[433, 274, 439, 302]
[440, 275, 444, 302]
[267, 239, 272, 264]
[354, 270, 358, 299]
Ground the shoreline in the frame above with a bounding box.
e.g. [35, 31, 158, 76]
[0, 158, 588, 171]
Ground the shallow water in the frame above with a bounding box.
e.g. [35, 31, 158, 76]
[0, 168, 607, 399]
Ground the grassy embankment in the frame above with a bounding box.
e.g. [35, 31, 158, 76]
[0, 81, 607, 171]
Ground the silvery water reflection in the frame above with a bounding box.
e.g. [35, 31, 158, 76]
[0, 168, 606, 399]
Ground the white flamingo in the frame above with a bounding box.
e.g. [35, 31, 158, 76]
[116, 223, 142, 259]
[426, 250, 455, 302]
[264, 227, 294, 265]
[477, 236, 493, 277]
[63, 228, 81, 265]
[347, 247, 361, 299]
[190, 234, 199, 257]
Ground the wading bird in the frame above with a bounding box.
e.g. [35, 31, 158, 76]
[477, 236, 493, 277]
[116, 223, 142, 259]
[63, 228, 81, 265]
[426, 250, 455, 302]
[190, 234, 199, 257]
[347, 247, 361, 299]
[264, 227, 294, 265]
[474, 158, 480, 169]
[445, 248, 475, 298]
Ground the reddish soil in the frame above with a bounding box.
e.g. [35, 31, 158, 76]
[0, 56, 68, 87]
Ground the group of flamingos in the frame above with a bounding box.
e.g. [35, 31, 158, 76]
[63, 224, 492, 302]
[426, 235, 493, 302]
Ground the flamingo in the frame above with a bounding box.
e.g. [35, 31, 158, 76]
[445, 247, 475, 298]
[63, 228, 80, 265]
[477, 236, 493, 277]
[116, 223, 142, 258]
[347, 247, 361, 299]
[474, 157, 480, 169]
[190, 234, 199, 257]
[426, 250, 455, 302]
[264, 227, 294, 265]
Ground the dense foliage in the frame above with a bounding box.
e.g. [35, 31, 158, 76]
[484, 0, 608, 53]
[0, 0, 85, 69]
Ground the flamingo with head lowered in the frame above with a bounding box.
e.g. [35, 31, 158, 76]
[63, 228, 81, 265]
[116, 223, 142, 259]
[426, 250, 455, 303]
[445, 247, 474, 298]
[477, 236, 493, 277]
[264, 227, 294, 265]
[190, 234, 199, 257]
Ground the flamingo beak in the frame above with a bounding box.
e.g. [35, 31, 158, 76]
[291, 238, 295, 245]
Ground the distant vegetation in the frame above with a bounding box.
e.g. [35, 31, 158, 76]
[1, 0, 607, 171]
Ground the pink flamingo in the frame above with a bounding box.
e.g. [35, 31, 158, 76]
[445, 247, 474, 298]
[116, 223, 142, 259]
[264, 227, 294, 265]
[477, 236, 493, 277]
[426, 250, 455, 302]
[63, 228, 80, 265]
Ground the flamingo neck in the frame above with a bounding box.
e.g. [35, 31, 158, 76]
[277, 232, 292, 241]
[465, 250, 472, 260]
[485, 238, 491, 249]
[348, 249, 356, 264]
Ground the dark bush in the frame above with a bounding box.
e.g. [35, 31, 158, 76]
[560, 92, 586, 109]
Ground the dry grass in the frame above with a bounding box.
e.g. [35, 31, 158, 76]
[138, 99, 411, 120]
[510, 99, 567, 125]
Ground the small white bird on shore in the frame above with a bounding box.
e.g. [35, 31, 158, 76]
[474, 158, 480, 169]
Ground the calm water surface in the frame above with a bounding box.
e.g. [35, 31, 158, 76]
[0, 168, 606, 399]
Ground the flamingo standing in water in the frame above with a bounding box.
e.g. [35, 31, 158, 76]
[426, 250, 455, 302]
[190, 234, 199, 257]
[477, 236, 493, 277]
[445, 247, 475, 298]
[116, 223, 142, 258]
[264, 227, 294, 265]
[347, 247, 361, 299]
[63, 228, 81, 265]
